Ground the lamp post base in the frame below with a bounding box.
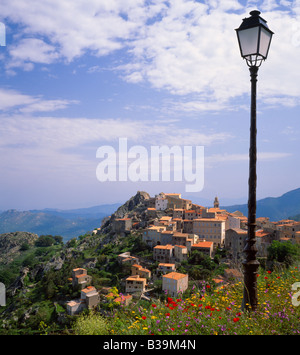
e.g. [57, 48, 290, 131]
[242, 259, 259, 311]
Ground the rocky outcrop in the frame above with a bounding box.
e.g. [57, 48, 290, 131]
[7, 267, 30, 296]
[0, 231, 39, 265]
[100, 191, 151, 235]
[113, 191, 151, 219]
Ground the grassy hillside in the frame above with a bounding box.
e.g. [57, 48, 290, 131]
[1, 229, 299, 335]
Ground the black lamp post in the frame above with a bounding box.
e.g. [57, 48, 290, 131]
[235, 10, 273, 311]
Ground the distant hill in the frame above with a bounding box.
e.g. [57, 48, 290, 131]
[0, 203, 121, 241]
[223, 188, 300, 221]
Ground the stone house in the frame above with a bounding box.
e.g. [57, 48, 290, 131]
[131, 264, 151, 279]
[147, 207, 157, 219]
[193, 218, 226, 248]
[160, 230, 174, 245]
[155, 193, 168, 210]
[226, 214, 241, 230]
[125, 275, 147, 293]
[165, 194, 192, 210]
[191, 241, 214, 258]
[112, 218, 132, 234]
[143, 225, 166, 247]
[173, 209, 184, 219]
[183, 220, 194, 234]
[157, 263, 176, 274]
[118, 252, 139, 265]
[66, 286, 100, 315]
[225, 228, 247, 261]
[66, 299, 86, 316]
[153, 244, 174, 263]
[174, 245, 188, 262]
[173, 218, 183, 232]
[162, 272, 188, 297]
[71, 268, 92, 290]
[172, 232, 197, 252]
[184, 210, 197, 220]
[81, 286, 100, 309]
[255, 230, 273, 257]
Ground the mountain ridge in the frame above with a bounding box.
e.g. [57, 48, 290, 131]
[0, 203, 121, 241]
[222, 187, 300, 221]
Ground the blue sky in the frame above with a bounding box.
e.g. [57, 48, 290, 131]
[0, 0, 299, 210]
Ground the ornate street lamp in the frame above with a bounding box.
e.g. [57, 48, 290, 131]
[235, 10, 274, 311]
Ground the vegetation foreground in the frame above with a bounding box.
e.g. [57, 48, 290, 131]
[73, 266, 300, 335]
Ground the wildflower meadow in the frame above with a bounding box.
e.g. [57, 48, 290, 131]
[104, 266, 300, 335]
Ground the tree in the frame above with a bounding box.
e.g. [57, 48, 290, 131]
[267, 240, 300, 266]
[189, 265, 203, 280]
[20, 242, 30, 251]
[53, 236, 63, 244]
[35, 235, 54, 247]
[188, 250, 205, 265]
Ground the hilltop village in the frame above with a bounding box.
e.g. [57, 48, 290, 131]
[66, 191, 300, 315]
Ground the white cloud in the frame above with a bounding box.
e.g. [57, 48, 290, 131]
[119, 0, 300, 109]
[0, 88, 78, 112]
[0, 115, 231, 150]
[0, 88, 36, 110]
[10, 38, 58, 63]
[0, 114, 232, 184]
[0, 0, 147, 61]
[1, 0, 300, 110]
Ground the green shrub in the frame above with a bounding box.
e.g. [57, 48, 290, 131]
[73, 312, 109, 335]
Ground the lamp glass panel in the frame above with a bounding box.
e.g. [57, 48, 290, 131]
[259, 27, 272, 58]
[238, 27, 259, 57]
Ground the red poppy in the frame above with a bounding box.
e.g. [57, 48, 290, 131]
[236, 312, 241, 316]
[167, 297, 173, 303]
[171, 328, 175, 331]
[198, 304, 203, 308]
[205, 305, 211, 309]
[142, 316, 147, 320]
[165, 312, 170, 317]
[176, 298, 182, 302]
[264, 276, 268, 279]
[206, 285, 211, 288]
[267, 270, 272, 274]
[152, 304, 157, 308]
[233, 317, 240, 322]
